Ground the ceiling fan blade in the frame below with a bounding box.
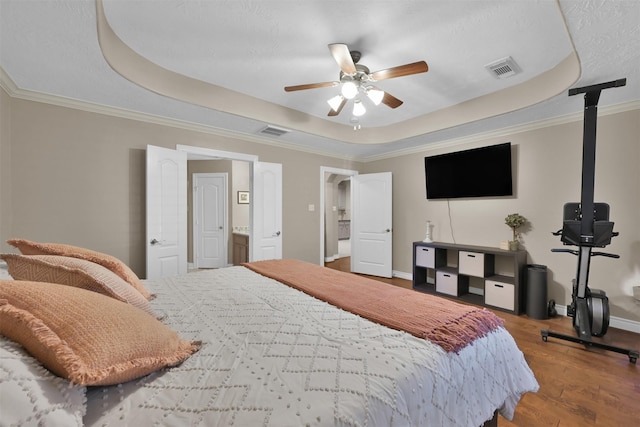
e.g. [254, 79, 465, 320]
[328, 43, 357, 75]
[328, 97, 347, 116]
[380, 92, 403, 109]
[371, 61, 429, 81]
[284, 81, 338, 92]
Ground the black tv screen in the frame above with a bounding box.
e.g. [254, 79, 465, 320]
[425, 142, 513, 199]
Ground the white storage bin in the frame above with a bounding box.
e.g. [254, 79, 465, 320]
[415, 246, 436, 268]
[436, 271, 460, 296]
[459, 251, 493, 277]
[485, 280, 515, 311]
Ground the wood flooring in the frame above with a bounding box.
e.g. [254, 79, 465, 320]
[325, 257, 640, 426]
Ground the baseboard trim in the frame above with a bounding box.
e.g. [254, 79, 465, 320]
[396, 270, 640, 334]
[610, 316, 640, 334]
[393, 270, 412, 281]
[554, 304, 640, 333]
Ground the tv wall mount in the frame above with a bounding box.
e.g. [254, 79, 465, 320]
[540, 78, 638, 364]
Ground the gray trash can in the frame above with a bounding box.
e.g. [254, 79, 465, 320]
[526, 264, 548, 319]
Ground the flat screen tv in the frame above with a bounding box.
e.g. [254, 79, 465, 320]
[425, 142, 513, 199]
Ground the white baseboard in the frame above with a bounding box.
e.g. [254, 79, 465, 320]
[609, 315, 640, 333]
[393, 270, 412, 281]
[396, 270, 640, 334]
[554, 304, 640, 333]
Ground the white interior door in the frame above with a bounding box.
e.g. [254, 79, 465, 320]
[251, 162, 282, 261]
[351, 172, 393, 278]
[146, 145, 187, 279]
[193, 173, 227, 269]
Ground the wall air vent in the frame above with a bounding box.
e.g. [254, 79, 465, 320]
[485, 56, 521, 79]
[258, 125, 290, 137]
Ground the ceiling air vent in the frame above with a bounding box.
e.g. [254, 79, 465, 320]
[258, 125, 290, 137]
[485, 56, 521, 79]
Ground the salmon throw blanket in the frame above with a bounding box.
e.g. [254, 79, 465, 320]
[243, 259, 504, 353]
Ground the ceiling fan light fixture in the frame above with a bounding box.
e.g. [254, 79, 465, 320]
[341, 81, 358, 99]
[365, 87, 384, 105]
[285, 43, 428, 118]
[327, 95, 344, 111]
[352, 99, 366, 117]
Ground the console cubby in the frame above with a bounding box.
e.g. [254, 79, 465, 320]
[412, 241, 527, 314]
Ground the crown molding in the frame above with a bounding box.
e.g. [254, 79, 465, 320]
[2, 66, 637, 163]
[0, 66, 352, 161]
[0, 66, 18, 94]
[360, 99, 640, 163]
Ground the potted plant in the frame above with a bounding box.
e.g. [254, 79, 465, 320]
[505, 213, 527, 250]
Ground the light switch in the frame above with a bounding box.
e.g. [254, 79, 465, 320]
[308, 204, 315, 212]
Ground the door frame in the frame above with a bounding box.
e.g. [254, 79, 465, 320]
[177, 145, 258, 259]
[192, 172, 228, 269]
[319, 166, 358, 267]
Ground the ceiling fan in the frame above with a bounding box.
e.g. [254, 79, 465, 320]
[284, 43, 429, 117]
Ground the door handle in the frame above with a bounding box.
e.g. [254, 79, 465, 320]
[385, 229, 391, 233]
[150, 238, 160, 245]
[273, 231, 281, 237]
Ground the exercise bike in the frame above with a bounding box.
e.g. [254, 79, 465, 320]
[540, 78, 638, 364]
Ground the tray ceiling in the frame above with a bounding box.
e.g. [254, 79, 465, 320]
[1, 0, 638, 159]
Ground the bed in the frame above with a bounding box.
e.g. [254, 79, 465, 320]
[1, 251, 538, 427]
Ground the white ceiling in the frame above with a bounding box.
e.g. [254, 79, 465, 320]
[1, 0, 638, 160]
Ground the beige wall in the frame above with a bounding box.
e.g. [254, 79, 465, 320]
[1, 93, 359, 277]
[1, 87, 638, 322]
[0, 89, 11, 253]
[231, 160, 250, 230]
[363, 109, 640, 322]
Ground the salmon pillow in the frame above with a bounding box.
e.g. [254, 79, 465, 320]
[0, 254, 153, 316]
[0, 280, 200, 386]
[6, 239, 153, 300]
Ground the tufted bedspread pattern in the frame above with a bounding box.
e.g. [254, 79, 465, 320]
[244, 259, 505, 353]
[84, 266, 538, 426]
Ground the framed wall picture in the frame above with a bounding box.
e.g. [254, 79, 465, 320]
[237, 191, 249, 204]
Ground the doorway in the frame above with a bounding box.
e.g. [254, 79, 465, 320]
[188, 160, 250, 268]
[320, 167, 394, 278]
[176, 145, 257, 269]
[177, 145, 282, 264]
[146, 144, 283, 278]
[320, 167, 358, 268]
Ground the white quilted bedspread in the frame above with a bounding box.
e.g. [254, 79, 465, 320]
[85, 267, 538, 426]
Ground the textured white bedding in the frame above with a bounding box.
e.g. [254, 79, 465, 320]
[84, 266, 538, 426]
